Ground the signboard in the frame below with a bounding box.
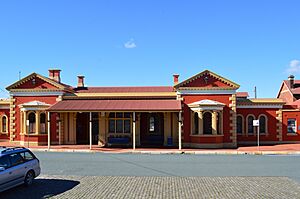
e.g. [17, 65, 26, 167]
[26, 120, 29, 126]
[253, 120, 259, 126]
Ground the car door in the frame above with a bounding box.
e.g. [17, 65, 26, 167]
[8, 153, 26, 185]
[0, 155, 13, 192]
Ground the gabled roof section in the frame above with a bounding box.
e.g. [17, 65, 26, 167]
[6, 72, 72, 92]
[175, 70, 240, 90]
[236, 92, 249, 98]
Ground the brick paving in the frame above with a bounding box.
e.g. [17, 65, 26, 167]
[3, 175, 300, 199]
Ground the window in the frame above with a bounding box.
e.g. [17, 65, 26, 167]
[237, 115, 243, 135]
[2, 115, 7, 133]
[40, 113, 46, 134]
[259, 115, 267, 134]
[19, 151, 34, 162]
[149, 116, 155, 132]
[203, 112, 212, 134]
[287, 119, 296, 133]
[247, 115, 254, 135]
[0, 155, 11, 169]
[9, 153, 24, 166]
[194, 112, 199, 134]
[28, 112, 36, 134]
[108, 112, 131, 133]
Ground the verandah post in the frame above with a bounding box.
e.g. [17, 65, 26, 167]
[47, 112, 50, 150]
[89, 112, 92, 150]
[133, 112, 136, 150]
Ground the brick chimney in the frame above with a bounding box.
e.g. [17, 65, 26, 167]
[173, 74, 179, 85]
[77, 75, 85, 87]
[288, 75, 295, 89]
[48, 69, 61, 82]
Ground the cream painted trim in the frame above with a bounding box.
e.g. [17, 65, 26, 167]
[246, 114, 256, 135]
[21, 107, 49, 111]
[10, 91, 64, 96]
[177, 90, 236, 95]
[190, 106, 224, 111]
[236, 114, 244, 135]
[258, 114, 268, 135]
[237, 105, 283, 109]
[174, 70, 240, 89]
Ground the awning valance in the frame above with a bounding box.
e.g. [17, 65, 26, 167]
[47, 99, 181, 112]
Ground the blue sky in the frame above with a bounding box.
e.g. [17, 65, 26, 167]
[0, 0, 300, 98]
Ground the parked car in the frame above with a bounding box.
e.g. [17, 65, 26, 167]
[0, 147, 41, 192]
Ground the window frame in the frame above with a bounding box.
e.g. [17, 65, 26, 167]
[236, 114, 244, 135]
[287, 118, 297, 134]
[246, 114, 255, 135]
[108, 112, 132, 134]
[1, 115, 8, 134]
[28, 111, 36, 134]
[258, 114, 268, 135]
[39, 112, 47, 134]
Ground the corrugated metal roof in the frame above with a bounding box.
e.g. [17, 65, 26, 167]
[73, 86, 174, 93]
[48, 99, 181, 111]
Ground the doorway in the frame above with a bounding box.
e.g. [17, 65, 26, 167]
[140, 113, 164, 146]
[76, 112, 89, 144]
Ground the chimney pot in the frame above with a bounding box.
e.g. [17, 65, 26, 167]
[77, 75, 85, 87]
[288, 75, 295, 89]
[48, 69, 61, 82]
[173, 74, 179, 85]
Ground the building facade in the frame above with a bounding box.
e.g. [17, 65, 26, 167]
[0, 69, 299, 148]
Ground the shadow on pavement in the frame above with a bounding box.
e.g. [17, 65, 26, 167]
[1, 178, 80, 199]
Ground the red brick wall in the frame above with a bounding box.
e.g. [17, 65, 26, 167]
[282, 111, 300, 141]
[184, 75, 230, 88]
[182, 94, 232, 144]
[236, 108, 279, 143]
[13, 96, 58, 142]
[17, 77, 58, 89]
[278, 83, 294, 104]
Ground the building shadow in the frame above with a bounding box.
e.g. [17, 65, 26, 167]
[1, 178, 80, 199]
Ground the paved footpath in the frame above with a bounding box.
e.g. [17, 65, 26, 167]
[2, 175, 300, 199]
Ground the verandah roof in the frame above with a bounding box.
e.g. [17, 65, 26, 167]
[47, 99, 182, 112]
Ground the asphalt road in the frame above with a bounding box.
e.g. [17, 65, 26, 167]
[35, 152, 300, 182]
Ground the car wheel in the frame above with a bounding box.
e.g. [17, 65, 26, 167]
[24, 170, 35, 186]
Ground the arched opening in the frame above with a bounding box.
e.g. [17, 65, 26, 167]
[40, 113, 46, 134]
[259, 115, 267, 134]
[28, 112, 36, 134]
[203, 112, 212, 134]
[237, 115, 243, 135]
[2, 116, 7, 133]
[247, 115, 254, 135]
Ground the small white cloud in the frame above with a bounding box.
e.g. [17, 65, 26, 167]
[287, 59, 300, 74]
[124, 39, 137, 49]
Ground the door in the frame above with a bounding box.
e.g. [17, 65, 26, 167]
[0, 155, 13, 191]
[76, 113, 89, 144]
